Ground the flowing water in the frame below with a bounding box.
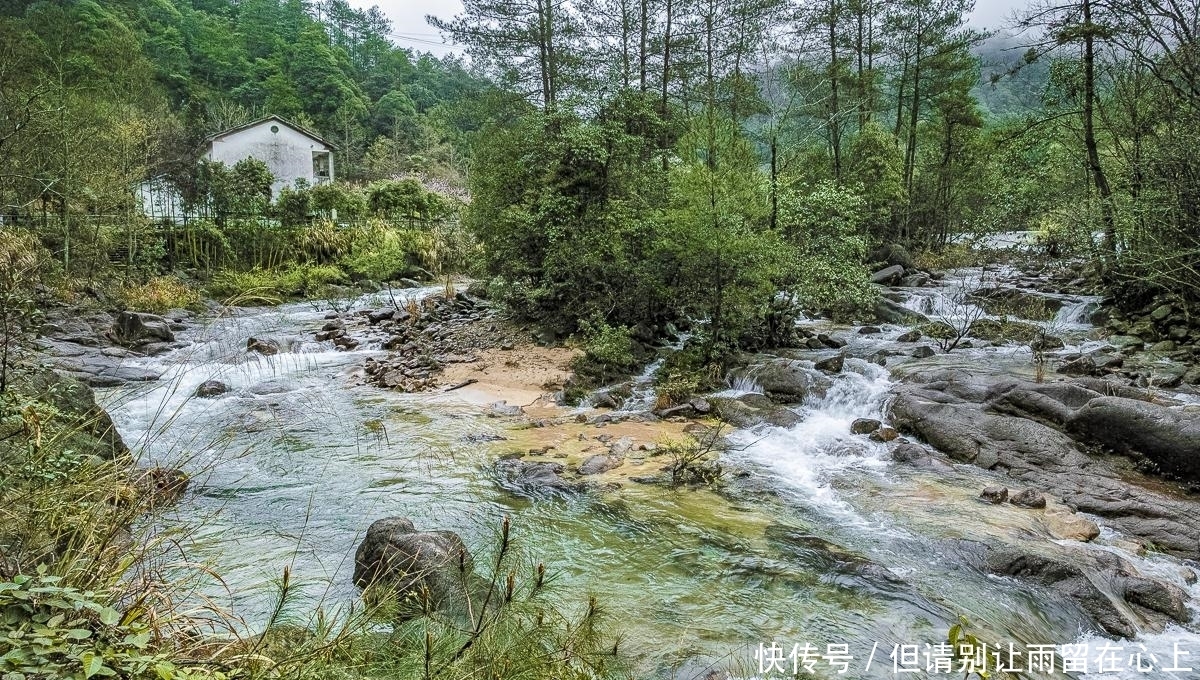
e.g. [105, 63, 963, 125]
[97, 277, 1200, 679]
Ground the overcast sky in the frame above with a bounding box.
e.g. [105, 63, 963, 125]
[351, 0, 1026, 57]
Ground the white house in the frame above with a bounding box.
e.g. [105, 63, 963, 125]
[137, 115, 337, 221]
[205, 115, 337, 198]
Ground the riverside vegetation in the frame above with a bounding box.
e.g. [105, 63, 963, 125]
[3, 0, 1200, 678]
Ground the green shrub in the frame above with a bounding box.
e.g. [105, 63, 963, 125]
[115, 276, 200, 314]
[568, 321, 640, 397]
[205, 264, 347, 304]
[0, 570, 222, 680]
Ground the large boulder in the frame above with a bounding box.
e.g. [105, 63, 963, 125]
[868, 244, 915, 270]
[710, 394, 803, 429]
[353, 518, 471, 601]
[888, 369, 1200, 559]
[1069, 397, 1200, 481]
[112, 311, 174, 346]
[748, 359, 832, 404]
[870, 264, 906, 286]
[17, 369, 128, 458]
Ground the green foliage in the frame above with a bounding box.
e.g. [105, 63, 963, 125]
[0, 233, 50, 394]
[114, 277, 201, 314]
[192, 159, 274, 220]
[847, 122, 906, 235]
[205, 264, 347, 304]
[0, 571, 221, 680]
[568, 321, 640, 393]
[778, 182, 877, 319]
[367, 179, 456, 224]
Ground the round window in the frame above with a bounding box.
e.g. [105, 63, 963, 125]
[270, 125, 280, 134]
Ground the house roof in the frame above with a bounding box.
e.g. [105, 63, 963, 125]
[205, 115, 338, 150]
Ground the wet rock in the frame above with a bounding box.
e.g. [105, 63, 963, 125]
[609, 437, 635, 456]
[896, 329, 922, 343]
[766, 526, 905, 585]
[889, 442, 952, 471]
[133, 467, 190, 506]
[858, 326, 882, 335]
[1043, 508, 1100, 542]
[579, 454, 622, 475]
[814, 353, 845, 374]
[870, 264, 906, 285]
[874, 298, 929, 325]
[246, 337, 280, 356]
[333, 335, 360, 351]
[689, 398, 712, 415]
[870, 427, 899, 443]
[850, 418, 881, 435]
[112, 311, 175, 346]
[1108, 335, 1145, 350]
[322, 319, 345, 332]
[818, 333, 847, 349]
[911, 345, 937, 359]
[750, 359, 832, 404]
[889, 369, 1200, 559]
[494, 459, 581, 498]
[1030, 335, 1065, 351]
[980, 486, 1009, 504]
[248, 379, 296, 395]
[1058, 356, 1097, 376]
[1069, 397, 1200, 481]
[900, 274, 931, 287]
[352, 518, 470, 602]
[195, 380, 229, 398]
[315, 329, 344, 342]
[486, 401, 524, 418]
[367, 309, 395, 324]
[971, 545, 1190, 638]
[710, 394, 803, 429]
[1009, 489, 1047, 509]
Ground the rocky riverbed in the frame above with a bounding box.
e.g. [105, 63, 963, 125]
[23, 263, 1200, 678]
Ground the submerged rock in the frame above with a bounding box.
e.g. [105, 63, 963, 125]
[195, 380, 229, 398]
[957, 541, 1192, 638]
[493, 459, 581, 498]
[578, 454, 622, 475]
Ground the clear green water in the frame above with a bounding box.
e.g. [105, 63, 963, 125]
[99, 293, 1200, 679]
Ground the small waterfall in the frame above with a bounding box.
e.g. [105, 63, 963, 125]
[1051, 298, 1101, 329]
[718, 372, 763, 397]
[611, 357, 665, 412]
[728, 358, 893, 514]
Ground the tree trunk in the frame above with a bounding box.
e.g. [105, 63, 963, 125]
[1082, 0, 1116, 257]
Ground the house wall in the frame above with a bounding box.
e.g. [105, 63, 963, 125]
[207, 121, 334, 200]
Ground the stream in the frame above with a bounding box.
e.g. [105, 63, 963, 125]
[97, 274, 1200, 679]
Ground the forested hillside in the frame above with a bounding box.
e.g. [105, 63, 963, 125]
[0, 0, 487, 219]
[438, 0, 1200, 363]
